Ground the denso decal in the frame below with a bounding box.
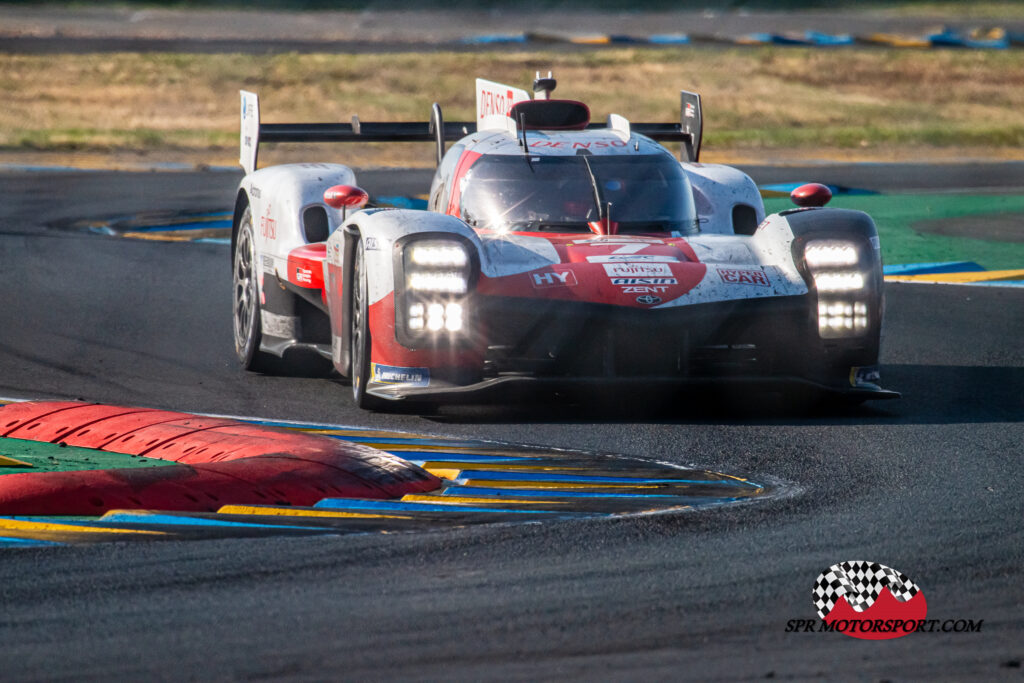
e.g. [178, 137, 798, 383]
[532, 271, 578, 288]
[717, 267, 770, 286]
[529, 140, 627, 149]
[476, 78, 529, 120]
[589, 255, 679, 263]
[259, 203, 277, 240]
[603, 263, 673, 277]
[610, 277, 677, 285]
[371, 363, 430, 387]
[479, 88, 516, 118]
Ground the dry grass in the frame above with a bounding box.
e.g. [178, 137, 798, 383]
[1, 48, 1023, 168]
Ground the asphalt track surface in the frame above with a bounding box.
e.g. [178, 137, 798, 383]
[0, 164, 1022, 680]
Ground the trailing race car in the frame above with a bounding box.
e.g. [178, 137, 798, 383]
[231, 75, 897, 409]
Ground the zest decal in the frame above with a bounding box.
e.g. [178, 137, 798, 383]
[622, 286, 668, 294]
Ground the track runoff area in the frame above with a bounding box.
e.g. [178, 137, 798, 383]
[0, 400, 771, 547]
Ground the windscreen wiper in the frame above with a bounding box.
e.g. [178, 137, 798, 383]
[580, 156, 607, 222]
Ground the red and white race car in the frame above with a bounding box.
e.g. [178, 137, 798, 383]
[231, 75, 896, 409]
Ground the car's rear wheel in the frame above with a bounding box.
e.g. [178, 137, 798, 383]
[350, 239, 386, 410]
[233, 208, 274, 371]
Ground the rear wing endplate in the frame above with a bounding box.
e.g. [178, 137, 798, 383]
[611, 90, 702, 162]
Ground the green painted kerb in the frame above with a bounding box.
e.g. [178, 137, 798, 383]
[763, 193, 1024, 270]
[0, 438, 178, 475]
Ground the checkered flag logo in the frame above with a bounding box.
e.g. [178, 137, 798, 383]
[813, 561, 921, 619]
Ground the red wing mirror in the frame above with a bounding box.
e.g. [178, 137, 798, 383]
[790, 183, 832, 208]
[324, 185, 369, 210]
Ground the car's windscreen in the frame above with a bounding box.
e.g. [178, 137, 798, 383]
[458, 153, 698, 234]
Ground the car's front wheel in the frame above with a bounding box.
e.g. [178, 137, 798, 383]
[350, 239, 385, 410]
[233, 207, 274, 371]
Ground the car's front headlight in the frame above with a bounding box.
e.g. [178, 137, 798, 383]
[803, 239, 870, 339]
[408, 243, 469, 267]
[405, 240, 471, 294]
[804, 240, 859, 268]
[399, 238, 473, 344]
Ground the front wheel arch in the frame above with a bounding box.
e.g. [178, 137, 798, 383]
[335, 223, 362, 378]
[349, 236, 387, 410]
[231, 189, 251, 271]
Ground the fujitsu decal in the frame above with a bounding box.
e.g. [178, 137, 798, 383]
[812, 561, 927, 640]
[604, 263, 673, 278]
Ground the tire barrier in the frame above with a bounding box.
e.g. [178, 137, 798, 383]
[0, 401, 773, 546]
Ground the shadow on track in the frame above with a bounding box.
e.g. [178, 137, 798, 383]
[407, 364, 1023, 427]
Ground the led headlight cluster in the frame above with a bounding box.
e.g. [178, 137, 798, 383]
[804, 239, 870, 339]
[406, 241, 470, 295]
[804, 241, 859, 268]
[408, 302, 463, 332]
[817, 300, 869, 334]
[401, 238, 473, 342]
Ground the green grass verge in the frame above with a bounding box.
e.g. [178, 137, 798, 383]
[0, 437, 178, 475]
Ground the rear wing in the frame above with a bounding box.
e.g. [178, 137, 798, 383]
[239, 91, 474, 174]
[238, 87, 704, 175]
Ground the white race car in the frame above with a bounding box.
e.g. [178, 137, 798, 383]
[231, 75, 897, 409]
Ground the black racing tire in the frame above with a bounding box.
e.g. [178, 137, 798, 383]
[232, 207, 275, 372]
[350, 239, 387, 411]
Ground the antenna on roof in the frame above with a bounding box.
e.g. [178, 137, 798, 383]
[533, 71, 556, 101]
[517, 111, 528, 151]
